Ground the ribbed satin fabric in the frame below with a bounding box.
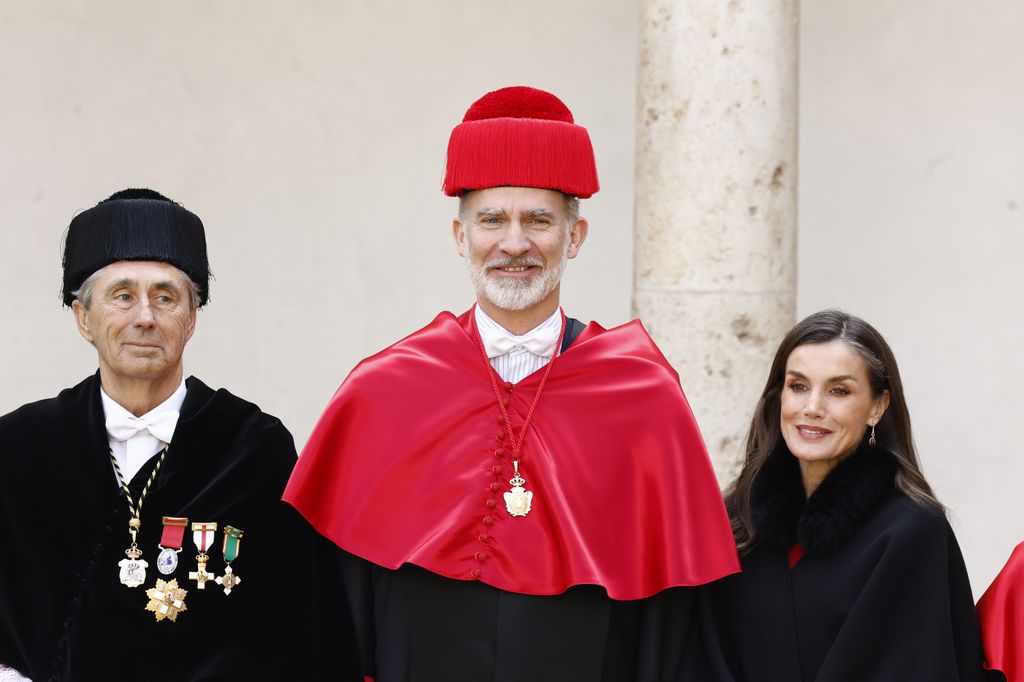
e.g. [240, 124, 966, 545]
[978, 541, 1024, 681]
[285, 309, 739, 600]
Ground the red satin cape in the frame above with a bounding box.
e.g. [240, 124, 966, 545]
[978, 541, 1024, 681]
[284, 309, 740, 600]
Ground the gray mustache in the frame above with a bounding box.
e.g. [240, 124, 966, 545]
[484, 257, 543, 269]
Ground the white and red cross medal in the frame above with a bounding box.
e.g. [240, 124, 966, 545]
[188, 521, 218, 589]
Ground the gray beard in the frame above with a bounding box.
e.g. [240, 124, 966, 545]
[467, 252, 568, 312]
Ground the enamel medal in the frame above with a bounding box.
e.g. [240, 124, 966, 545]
[157, 516, 188, 575]
[215, 525, 244, 595]
[118, 518, 149, 588]
[188, 522, 218, 589]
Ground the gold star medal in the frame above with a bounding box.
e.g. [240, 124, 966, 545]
[215, 525, 244, 595]
[145, 578, 188, 622]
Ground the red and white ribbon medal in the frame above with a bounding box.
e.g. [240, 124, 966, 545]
[188, 521, 218, 589]
[157, 516, 188, 575]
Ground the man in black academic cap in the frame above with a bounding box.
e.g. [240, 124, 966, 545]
[0, 189, 359, 681]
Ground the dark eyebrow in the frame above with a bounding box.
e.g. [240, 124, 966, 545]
[786, 370, 858, 383]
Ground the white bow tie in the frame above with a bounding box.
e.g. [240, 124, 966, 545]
[106, 411, 179, 443]
[484, 327, 559, 359]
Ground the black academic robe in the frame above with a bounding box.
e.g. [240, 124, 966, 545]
[311, 318, 720, 682]
[0, 374, 359, 682]
[334, 551, 711, 682]
[701, 446, 989, 682]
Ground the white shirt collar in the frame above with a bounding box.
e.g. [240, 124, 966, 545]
[474, 305, 563, 359]
[101, 378, 188, 441]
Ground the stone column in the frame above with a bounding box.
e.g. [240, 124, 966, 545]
[633, 0, 799, 484]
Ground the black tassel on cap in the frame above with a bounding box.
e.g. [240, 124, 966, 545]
[61, 188, 210, 307]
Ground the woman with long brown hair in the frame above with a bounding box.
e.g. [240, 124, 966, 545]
[702, 310, 991, 681]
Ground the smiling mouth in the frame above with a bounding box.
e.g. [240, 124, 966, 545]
[796, 426, 832, 439]
[488, 265, 540, 276]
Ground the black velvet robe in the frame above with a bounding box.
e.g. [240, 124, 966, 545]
[701, 447, 991, 682]
[323, 318, 715, 682]
[0, 374, 359, 681]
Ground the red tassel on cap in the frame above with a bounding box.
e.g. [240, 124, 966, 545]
[443, 86, 600, 198]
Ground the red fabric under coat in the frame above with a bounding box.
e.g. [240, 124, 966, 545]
[284, 309, 740, 600]
[978, 541, 1024, 681]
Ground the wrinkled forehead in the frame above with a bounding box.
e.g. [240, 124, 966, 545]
[91, 260, 192, 290]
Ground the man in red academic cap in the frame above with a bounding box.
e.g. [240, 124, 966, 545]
[285, 86, 741, 681]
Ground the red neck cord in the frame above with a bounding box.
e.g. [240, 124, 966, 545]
[471, 307, 567, 462]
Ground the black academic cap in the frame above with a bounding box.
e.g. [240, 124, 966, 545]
[61, 188, 210, 307]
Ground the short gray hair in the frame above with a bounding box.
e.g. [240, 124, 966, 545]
[72, 264, 202, 310]
[458, 192, 580, 228]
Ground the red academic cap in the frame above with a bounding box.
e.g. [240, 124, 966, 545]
[443, 86, 600, 198]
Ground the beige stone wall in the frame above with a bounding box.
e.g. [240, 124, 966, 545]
[799, 0, 1024, 594]
[0, 1, 638, 447]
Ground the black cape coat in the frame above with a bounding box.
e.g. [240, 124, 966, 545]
[322, 319, 717, 682]
[0, 374, 359, 682]
[700, 446, 991, 682]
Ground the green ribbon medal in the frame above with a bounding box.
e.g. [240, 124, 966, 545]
[215, 525, 244, 595]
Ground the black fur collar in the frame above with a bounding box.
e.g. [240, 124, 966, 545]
[750, 444, 899, 556]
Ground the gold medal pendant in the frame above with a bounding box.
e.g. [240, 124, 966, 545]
[503, 460, 534, 517]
